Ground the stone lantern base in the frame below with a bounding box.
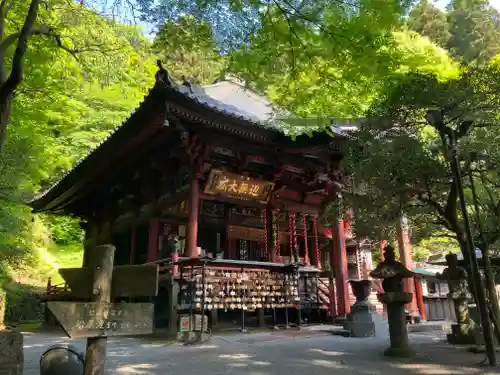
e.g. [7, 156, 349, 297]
[380, 292, 415, 358]
[343, 303, 376, 337]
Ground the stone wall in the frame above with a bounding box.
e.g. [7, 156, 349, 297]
[4, 284, 44, 324]
[0, 331, 23, 375]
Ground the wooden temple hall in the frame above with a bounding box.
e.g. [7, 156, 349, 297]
[31, 67, 375, 331]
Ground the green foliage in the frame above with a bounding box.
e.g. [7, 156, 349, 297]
[412, 234, 460, 261]
[136, 0, 413, 51]
[229, 13, 457, 127]
[348, 63, 500, 258]
[408, 0, 451, 49]
[407, 0, 500, 65]
[0, 1, 155, 286]
[152, 15, 227, 84]
[447, 0, 500, 64]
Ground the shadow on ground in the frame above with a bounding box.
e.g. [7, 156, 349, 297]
[23, 330, 500, 375]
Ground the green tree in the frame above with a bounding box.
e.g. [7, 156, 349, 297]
[347, 64, 500, 343]
[447, 0, 500, 64]
[407, 0, 451, 48]
[0, 0, 156, 155]
[0, 2, 155, 282]
[152, 15, 226, 85]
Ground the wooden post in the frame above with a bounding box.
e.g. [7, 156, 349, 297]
[331, 220, 350, 315]
[186, 178, 200, 258]
[147, 219, 159, 262]
[83, 244, 115, 375]
[83, 224, 98, 267]
[414, 276, 426, 321]
[130, 227, 136, 265]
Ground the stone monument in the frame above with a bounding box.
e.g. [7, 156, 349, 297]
[436, 252, 478, 344]
[370, 245, 415, 357]
[343, 280, 376, 337]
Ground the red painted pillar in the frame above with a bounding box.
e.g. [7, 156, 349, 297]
[186, 178, 200, 258]
[303, 214, 310, 265]
[331, 220, 350, 315]
[397, 214, 417, 314]
[329, 275, 337, 316]
[379, 239, 387, 262]
[147, 219, 159, 262]
[313, 216, 321, 268]
[414, 276, 426, 321]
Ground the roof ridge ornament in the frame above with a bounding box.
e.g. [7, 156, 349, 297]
[155, 60, 173, 86]
[181, 75, 194, 94]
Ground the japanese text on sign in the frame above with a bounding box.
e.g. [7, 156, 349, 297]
[215, 177, 261, 196]
[74, 320, 150, 331]
[205, 169, 274, 203]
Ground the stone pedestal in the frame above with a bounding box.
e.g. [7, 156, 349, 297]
[0, 331, 23, 375]
[446, 297, 478, 345]
[343, 303, 375, 337]
[380, 292, 415, 358]
[436, 253, 481, 345]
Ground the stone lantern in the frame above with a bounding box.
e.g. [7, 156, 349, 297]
[343, 279, 375, 337]
[370, 245, 415, 357]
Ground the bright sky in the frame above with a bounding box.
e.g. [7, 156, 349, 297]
[434, 0, 500, 9]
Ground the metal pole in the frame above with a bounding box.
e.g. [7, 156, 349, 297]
[446, 132, 496, 365]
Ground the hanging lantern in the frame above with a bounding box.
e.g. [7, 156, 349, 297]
[313, 215, 321, 268]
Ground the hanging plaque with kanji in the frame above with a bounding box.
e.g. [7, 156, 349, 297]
[204, 169, 274, 203]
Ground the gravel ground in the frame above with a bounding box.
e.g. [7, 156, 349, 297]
[23, 328, 500, 375]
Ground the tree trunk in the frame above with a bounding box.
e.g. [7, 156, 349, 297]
[0, 93, 12, 154]
[458, 239, 478, 304]
[0, 0, 41, 155]
[481, 247, 500, 344]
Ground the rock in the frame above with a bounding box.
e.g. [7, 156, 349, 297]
[0, 330, 23, 375]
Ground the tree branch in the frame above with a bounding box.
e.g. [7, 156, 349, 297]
[0, 0, 40, 107]
[0, 25, 51, 55]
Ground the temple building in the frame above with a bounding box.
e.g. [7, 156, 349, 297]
[33, 67, 376, 330]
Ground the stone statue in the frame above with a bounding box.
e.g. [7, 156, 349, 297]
[436, 252, 476, 344]
[168, 234, 181, 255]
[436, 253, 470, 300]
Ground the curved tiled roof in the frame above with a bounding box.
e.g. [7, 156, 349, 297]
[29, 73, 349, 212]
